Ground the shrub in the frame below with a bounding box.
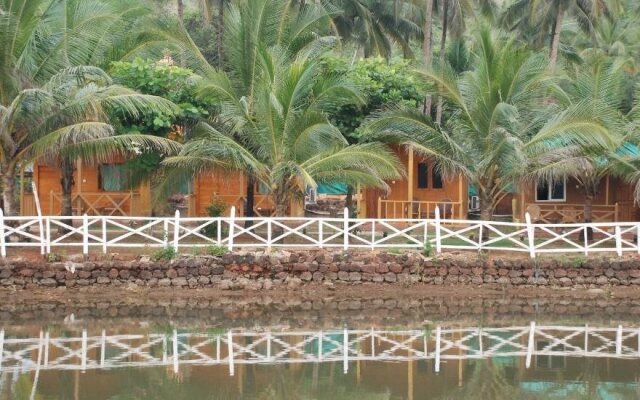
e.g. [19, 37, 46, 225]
[206, 245, 228, 257]
[423, 238, 432, 257]
[202, 197, 228, 238]
[152, 246, 177, 261]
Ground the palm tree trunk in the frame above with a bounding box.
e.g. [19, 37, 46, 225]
[1, 162, 18, 216]
[549, 5, 564, 71]
[216, 0, 224, 68]
[60, 157, 76, 230]
[177, 0, 184, 24]
[584, 193, 594, 241]
[435, 0, 449, 125]
[345, 185, 354, 214]
[245, 174, 255, 227]
[422, 0, 433, 115]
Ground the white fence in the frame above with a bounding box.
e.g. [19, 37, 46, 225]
[0, 206, 638, 258]
[1, 323, 639, 376]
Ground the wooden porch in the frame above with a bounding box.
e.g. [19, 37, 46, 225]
[43, 191, 144, 216]
[524, 202, 626, 223]
[377, 198, 462, 219]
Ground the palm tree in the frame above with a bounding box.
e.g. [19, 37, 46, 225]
[328, 0, 423, 59]
[176, 0, 358, 218]
[0, 0, 189, 215]
[527, 55, 627, 231]
[164, 49, 402, 216]
[365, 27, 617, 221]
[502, 0, 610, 70]
[0, 66, 181, 218]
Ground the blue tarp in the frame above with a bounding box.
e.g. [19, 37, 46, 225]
[317, 183, 348, 195]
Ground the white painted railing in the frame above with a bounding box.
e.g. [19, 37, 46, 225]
[1, 324, 639, 376]
[0, 206, 638, 258]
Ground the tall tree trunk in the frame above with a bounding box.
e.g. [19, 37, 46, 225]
[478, 193, 494, 241]
[60, 157, 76, 230]
[1, 162, 18, 216]
[584, 192, 594, 241]
[435, 0, 449, 125]
[216, 0, 224, 68]
[177, 0, 184, 24]
[245, 174, 255, 227]
[548, 5, 564, 71]
[422, 0, 433, 115]
[345, 185, 354, 215]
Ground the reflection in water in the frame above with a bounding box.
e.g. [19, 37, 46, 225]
[1, 323, 640, 399]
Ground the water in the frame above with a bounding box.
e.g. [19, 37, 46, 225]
[1, 293, 640, 399]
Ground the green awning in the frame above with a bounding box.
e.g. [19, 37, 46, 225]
[317, 183, 348, 195]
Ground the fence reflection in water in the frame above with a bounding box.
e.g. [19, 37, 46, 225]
[1, 323, 639, 378]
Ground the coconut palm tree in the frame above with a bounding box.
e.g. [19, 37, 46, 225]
[501, 0, 610, 70]
[173, 0, 357, 218]
[365, 27, 617, 221]
[0, 66, 181, 217]
[328, 0, 423, 59]
[164, 49, 402, 216]
[526, 55, 627, 231]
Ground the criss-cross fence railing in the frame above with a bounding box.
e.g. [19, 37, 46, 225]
[0, 206, 639, 258]
[1, 323, 639, 377]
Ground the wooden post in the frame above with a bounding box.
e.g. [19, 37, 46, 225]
[377, 197, 382, 219]
[614, 202, 619, 222]
[82, 213, 89, 256]
[173, 209, 180, 252]
[0, 209, 5, 258]
[228, 206, 235, 251]
[526, 321, 535, 368]
[434, 206, 441, 254]
[343, 207, 349, 251]
[605, 175, 610, 205]
[458, 174, 464, 219]
[525, 212, 536, 259]
[407, 148, 414, 203]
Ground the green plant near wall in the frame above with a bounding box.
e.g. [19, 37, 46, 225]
[423, 236, 433, 257]
[152, 246, 177, 261]
[206, 245, 228, 257]
[202, 197, 228, 238]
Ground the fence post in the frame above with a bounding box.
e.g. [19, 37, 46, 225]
[615, 225, 622, 257]
[173, 210, 180, 252]
[343, 207, 349, 251]
[434, 206, 441, 254]
[46, 217, 51, 255]
[267, 218, 272, 252]
[102, 217, 107, 254]
[82, 213, 89, 256]
[227, 206, 235, 251]
[526, 321, 536, 368]
[525, 212, 536, 259]
[163, 219, 169, 247]
[0, 209, 6, 258]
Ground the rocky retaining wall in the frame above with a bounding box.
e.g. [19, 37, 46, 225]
[1, 250, 640, 290]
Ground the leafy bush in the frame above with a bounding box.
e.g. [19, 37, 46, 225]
[152, 246, 177, 261]
[206, 245, 228, 257]
[423, 238, 432, 257]
[202, 197, 228, 238]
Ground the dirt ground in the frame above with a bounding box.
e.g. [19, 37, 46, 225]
[1, 283, 637, 304]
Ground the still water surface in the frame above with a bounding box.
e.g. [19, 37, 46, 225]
[1, 294, 640, 399]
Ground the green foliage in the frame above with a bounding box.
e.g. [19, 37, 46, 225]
[202, 198, 228, 238]
[423, 238, 432, 257]
[45, 253, 62, 263]
[152, 246, 177, 261]
[110, 58, 215, 184]
[323, 56, 424, 141]
[206, 245, 228, 256]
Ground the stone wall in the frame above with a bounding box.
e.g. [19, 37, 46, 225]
[1, 250, 640, 290]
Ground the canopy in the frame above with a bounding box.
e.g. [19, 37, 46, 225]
[317, 183, 348, 195]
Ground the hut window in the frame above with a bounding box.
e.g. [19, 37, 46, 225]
[417, 163, 429, 189]
[99, 164, 129, 191]
[535, 178, 566, 202]
[432, 168, 443, 189]
[417, 163, 444, 189]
